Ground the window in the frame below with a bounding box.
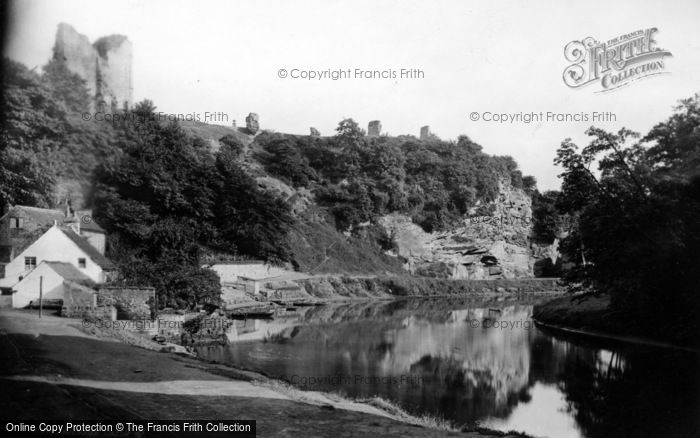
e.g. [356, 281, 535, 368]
[10, 217, 23, 229]
[24, 257, 36, 271]
[78, 258, 86, 268]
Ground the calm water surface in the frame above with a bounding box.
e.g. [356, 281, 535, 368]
[196, 298, 700, 438]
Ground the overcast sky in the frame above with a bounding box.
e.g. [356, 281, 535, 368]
[5, 0, 700, 190]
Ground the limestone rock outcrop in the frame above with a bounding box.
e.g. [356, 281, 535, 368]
[380, 180, 539, 279]
[53, 23, 132, 110]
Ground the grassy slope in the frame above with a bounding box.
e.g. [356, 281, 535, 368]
[289, 214, 405, 275]
[178, 120, 252, 151]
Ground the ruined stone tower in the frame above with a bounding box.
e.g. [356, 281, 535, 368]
[53, 23, 133, 110]
[368, 120, 382, 137]
[420, 126, 431, 140]
[246, 113, 260, 134]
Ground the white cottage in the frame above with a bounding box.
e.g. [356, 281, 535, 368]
[9, 261, 92, 308]
[0, 224, 116, 308]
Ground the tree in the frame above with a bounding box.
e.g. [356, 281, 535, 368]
[92, 101, 220, 308]
[41, 58, 91, 112]
[554, 106, 700, 344]
[214, 142, 295, 263]
[644, 93, 700, 176]
[219, 134, 245, 157]
[335, 118, 365, 146]
[530, 190, 561, 243]
[522, 175, 537, 196]
[258, 137, 315, 187]
[0, 58, 67, 207]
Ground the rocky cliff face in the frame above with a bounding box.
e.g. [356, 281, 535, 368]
[53, 23, 133, 110]
[380, 180, 543, 279]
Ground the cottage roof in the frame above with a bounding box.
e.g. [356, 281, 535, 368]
[1, 205, 65, 225]
[59, 227, 116, 270]
[1, 205, 107, 234]
[75, 211, 106, 233]
[44, 261, 91, 282]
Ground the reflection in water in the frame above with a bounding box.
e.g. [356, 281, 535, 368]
[481, 383, 583, 438]
[196, 299, 700, 438]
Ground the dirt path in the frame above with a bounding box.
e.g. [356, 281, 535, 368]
[2, 375, 288, 398]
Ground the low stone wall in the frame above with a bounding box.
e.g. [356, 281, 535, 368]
[61, 281, 98, 318]
[158, 314, 186, 340]
[97, 287, 155, 320]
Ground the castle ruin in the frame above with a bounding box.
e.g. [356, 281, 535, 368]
[246, 113, 260, 134]
[368, 120, 382, 137]
[53, 23, 133, 111]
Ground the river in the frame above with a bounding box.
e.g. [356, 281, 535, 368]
[195, 297, 700, 437]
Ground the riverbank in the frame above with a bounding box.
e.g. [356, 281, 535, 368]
[300, 276, 564, 300]
[532, 293, 700, 351]
[0, 309, 528, 437]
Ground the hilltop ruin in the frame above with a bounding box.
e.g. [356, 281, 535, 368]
[53, 23, 133, 110]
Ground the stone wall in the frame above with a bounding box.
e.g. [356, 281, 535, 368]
[208, 262, 287, 284]
[299, 276, 564, 300]
[54, 23, 97, 100]
[97, 287, 155, 320]
[60, 281, 96, 317]
[158, 314, 186, 340]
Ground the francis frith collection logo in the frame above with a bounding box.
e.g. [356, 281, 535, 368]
[563, 28, 672, 92]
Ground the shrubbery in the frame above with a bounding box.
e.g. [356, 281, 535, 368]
[553, 95, 700, 344]
[254, 119, 532, 233]
[92, 101, 295, 308]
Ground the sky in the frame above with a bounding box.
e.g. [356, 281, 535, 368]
[5, 0, 700, 190]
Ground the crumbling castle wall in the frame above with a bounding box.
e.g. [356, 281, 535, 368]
[368, 121, 382, 137]
[246, 113, 260, 134]
[94, 35, 133, 110]
[53, 23, 133, 110]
